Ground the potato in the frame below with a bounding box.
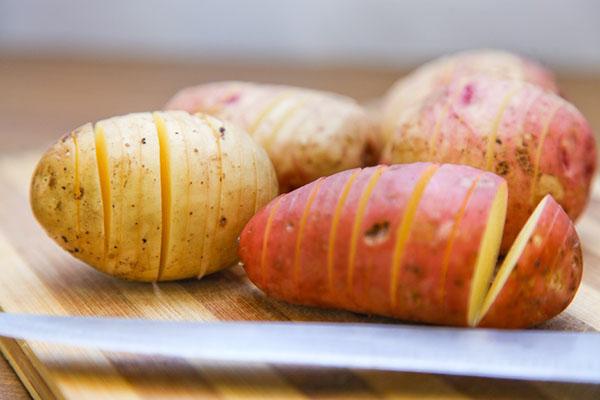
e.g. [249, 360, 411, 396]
[381, 76, 596, 250]
[381, 49, 558, 143]
[165, 81, 379, 191]
[31, 111, 278, 281]
[239, 163, 583, 328]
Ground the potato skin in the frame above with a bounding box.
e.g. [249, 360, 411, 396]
[31, 130, 83, 258]
[382, 76, 596, 250]
[31, 111, 278, 281]
[381, 49, 558, 143]
[479, 196, 582, 328]
[166, 81, 380, 192]
[239, 163, 507, 326]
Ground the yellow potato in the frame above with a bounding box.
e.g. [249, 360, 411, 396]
[31, 111, 278, 281]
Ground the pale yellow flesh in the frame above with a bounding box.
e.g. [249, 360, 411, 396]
[467, 182, 508, 326]
[93, 117, 160, 281]
[200, 115, 239, 276]
[110, 114, 162, 281]
[193, 114, 225, 277]
[251, 95, 305, 150]
[474, 195, 549, 325]
[93, 124, 111, 265]
[170, 112, 214, 279]
[153, 112, 184, 281]
[389, 164, 440, 308]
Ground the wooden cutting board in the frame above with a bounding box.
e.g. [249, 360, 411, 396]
[1, 150, 599, 400]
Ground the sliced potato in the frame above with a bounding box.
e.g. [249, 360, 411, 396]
[31, 111, 278, 281]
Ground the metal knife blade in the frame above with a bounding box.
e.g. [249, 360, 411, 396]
[0, 313, 599, 383]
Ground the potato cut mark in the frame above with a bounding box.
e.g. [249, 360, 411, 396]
[113, 123, 127, 269]
[485, 85, 520, 170]
[134, 121, 148, 268]
[193, 120, 214, 278]
[260, 196, 284, 283]
[510, 88, 543, 171]
[438, 175, 481, 302]
[250, 147, 259, 213]
[292, 179, 324, 291]
[427, 78, 469, 158]
[72, 132, 81, 239]
[174, 114, 193, 279]
[327, 170, 361, 293]
[347, 166, 387, 290]
[267, 155, 276, 197]
[153, 113, 172, 282]
[389, 164, 439, 309]
[428, 102, 451, 159]
[530, 103, 561, 204]
[198, 115, 225, 278]
[475, 196, 556, 325]
[94, 124, 111, 258]
[248, 92, 293, 134]
[466, 182, 508, 326]
[261, 100, 307, 150]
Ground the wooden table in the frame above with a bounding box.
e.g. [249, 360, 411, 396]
[0, 57, 599, 399]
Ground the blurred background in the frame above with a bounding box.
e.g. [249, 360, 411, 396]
[1, 0, 599, 152]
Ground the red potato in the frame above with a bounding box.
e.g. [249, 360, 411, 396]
[166, 81, 379, 191]
[381, 49, 558, 144]
[239, 163, 583, 328]
[381, 76, 596, 251]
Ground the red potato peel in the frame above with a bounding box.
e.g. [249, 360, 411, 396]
[382, 76, 596, 251]
[381, 49, 559, 144]
[239, 163, 583, 328]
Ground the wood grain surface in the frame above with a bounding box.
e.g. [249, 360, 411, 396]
[0, 57, 599, 399]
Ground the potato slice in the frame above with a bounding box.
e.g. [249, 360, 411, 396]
[475, 195, 582, 327]
[93, 115, 161, 281]
[466, 180, 508, 325]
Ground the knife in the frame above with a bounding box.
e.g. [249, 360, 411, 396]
[0, 313, 599, 384]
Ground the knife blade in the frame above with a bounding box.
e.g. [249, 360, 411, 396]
[0, 313, 598, 383]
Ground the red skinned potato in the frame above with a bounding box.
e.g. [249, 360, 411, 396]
[166, 81, 379, 191]
[381, 49, 558, 143]
[381, 76, 596, 251]
[239, 163, 583, 328]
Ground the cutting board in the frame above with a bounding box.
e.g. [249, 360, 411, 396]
[1, 151, 599, 400]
